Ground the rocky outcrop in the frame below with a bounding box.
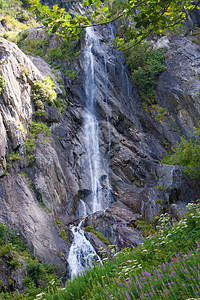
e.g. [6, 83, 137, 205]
[155, 33, 200, 131]
[84, 201, 143, 252]
[0, 38, 69, 275]
[0, 251, 26, 292]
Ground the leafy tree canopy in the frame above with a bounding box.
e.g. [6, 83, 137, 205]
[26, 0, 200, 48]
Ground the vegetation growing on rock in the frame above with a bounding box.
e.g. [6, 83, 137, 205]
[0, 223, 61, 299]
[162, 123, 200, 178]
[31, 76, 57, 105]
[123, 43, 167, 101]
[86, 226, 111, 246]
[0, 75, 6, 93]
[25, 121, 51, 165]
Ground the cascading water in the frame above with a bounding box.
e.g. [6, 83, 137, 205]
[67, 26, 112, 279]
[67, 221, 102, 279]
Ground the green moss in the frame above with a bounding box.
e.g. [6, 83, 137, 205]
[30, 121, 50, 137]
[8, 152, 21, 161]
[56, 219, 63, 229]
[156, 199, 163, 205]
[25, 121, 50, 165]
[20, 172, 33, 189]
[191, 38, 200, 45]
[0, 75, 6, 93]
[153, 215, 160, 222]
[153, 185, 167, 192]
[0, 244, 12, 257]
[59, 230, 68, 242]
[86, 226, 110, 246]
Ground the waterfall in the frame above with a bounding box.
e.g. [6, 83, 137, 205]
[83, 27, 104, 213]
[67, 222, 102, 279]
[67, 26, 112, 279]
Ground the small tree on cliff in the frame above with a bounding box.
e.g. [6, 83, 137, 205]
[26, 0, 200, 50]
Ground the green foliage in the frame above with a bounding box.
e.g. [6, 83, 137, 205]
[27, 262, 42, 281]
[153, 215, 160, 222]
[124, 43, 167, 101]
[86, 226, 111, 246]
[0, 223, 26, 251]
[162, 123, 200, 178]
[0, 0, 22, 16]
[151, 104, 171, 123]
[1, 30, 29, 45]
[0, 243, 11, 256]
[33, 109, 47, 121]
[153, 185, 167, 192]
[16, 11, 29, 23]
[59, 229, 68, 242]
[30, 121, 50, 137]
[0, 75, 6, 93]
[135, 219, 155, 237]
[48, 61, 77, 79]
[27, 0, 198, 48]
[0, 224, 60, 299]
[31, 76, 57, 105]
[19, 38, 49, 58]
[25, 137, 36, 164]
[156, 199, 163, 205]
[25, 121, 50, 165]
[8, 152, 21, 161]
[47, 40, 80, 62]
[1, 202, 200, 299]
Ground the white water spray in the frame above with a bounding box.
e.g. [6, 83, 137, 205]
[67, 222, 102, 279]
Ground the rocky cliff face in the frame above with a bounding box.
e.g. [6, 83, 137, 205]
[0, 12, 200, 277]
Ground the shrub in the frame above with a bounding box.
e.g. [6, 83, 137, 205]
[162, 123, 200, 178]
[47, 39, 80, 62]
[33, 109, 47, 121]
[123, 42, 167, 101]
[16, 11, 29, 23]
[31, 76, 57, 105]
[30, 121, 50, 137]
[59, 230, 68, 242]
[27, 262, 42, 281]
[19, 38, 49, 58]
[135, 219, 155, 237]
[0, 224, 7, 245]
